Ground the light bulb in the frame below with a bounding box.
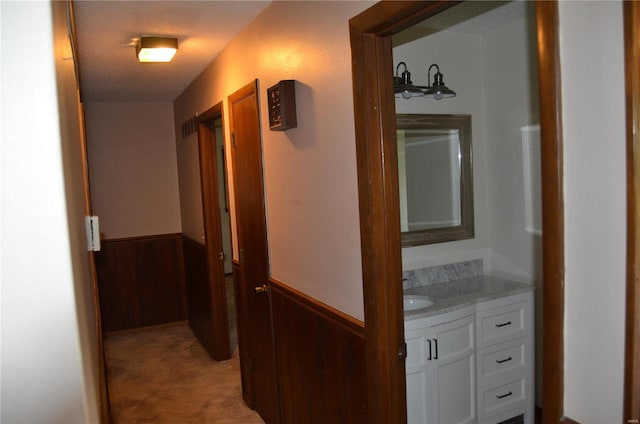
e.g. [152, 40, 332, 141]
[402, 90, 412, 99]
[434, 91, 443, 100]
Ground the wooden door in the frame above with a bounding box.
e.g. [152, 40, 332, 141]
[229, 80, 280, 423]
[195, 103, 232, 360]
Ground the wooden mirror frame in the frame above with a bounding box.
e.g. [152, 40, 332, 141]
[397, 113, 474, 246]
[349, 2, 565, 423]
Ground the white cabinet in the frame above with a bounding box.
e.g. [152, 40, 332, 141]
[406, 306, 476, 424]
[405, 291, 533, 424]
[476, 293, 533, 424]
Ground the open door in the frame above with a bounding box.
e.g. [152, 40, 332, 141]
[229, 80, 280, 424]
[188, 103, 232, 361]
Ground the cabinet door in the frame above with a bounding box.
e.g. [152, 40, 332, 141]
[406, 313, 476, 424]
[431, 314, 476, 424]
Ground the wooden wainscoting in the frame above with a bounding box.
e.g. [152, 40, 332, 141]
[95, 233, 187, 332]
[270, 278, 367, 424]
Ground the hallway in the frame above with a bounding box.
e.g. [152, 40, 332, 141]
[104, 322, 263, 423]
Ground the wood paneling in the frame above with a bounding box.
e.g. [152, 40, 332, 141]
[625, 1, 640, 422]
[95, 233, 187, 333]
[270, 278, 366, 424]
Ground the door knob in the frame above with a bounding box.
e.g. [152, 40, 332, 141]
[254, 284, 269, 294]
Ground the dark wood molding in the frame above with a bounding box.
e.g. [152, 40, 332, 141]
[96, 233, 188, 333]
[535, 3, 565, 423]
[270, 278, 366, 423]
[625, 1, 640, 422]
[350, 1, 564, 422]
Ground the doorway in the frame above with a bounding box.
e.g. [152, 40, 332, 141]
[349, 2, 564, 422]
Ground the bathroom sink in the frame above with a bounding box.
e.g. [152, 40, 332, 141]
[403, 295, 434, 311]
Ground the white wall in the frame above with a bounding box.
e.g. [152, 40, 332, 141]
[394, 30, 492, 271]
[394, 9, 543, 405]
[174, 1, 375, 320]
[1, 1, 99, 422]
[560, 2, 626, 422]
[85, 102, 182, 239]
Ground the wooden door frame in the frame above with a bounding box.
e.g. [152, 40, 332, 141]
[197, 102, 232, 360]
[349, 2, 565, 422]
[624, 1, 640, 422]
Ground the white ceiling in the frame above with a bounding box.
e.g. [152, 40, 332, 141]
[73, 1, 270, 103]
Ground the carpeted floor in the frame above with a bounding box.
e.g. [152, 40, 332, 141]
[104, 276, 263, 423]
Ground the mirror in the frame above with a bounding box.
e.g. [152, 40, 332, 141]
[397, 114, 474, 246]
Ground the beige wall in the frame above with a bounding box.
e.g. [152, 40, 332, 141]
[174, 1, 374, 320]
[1, 1, 99, 421]
[85, 102, 182, 239]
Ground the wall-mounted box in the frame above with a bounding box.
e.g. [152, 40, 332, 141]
[267, 80, 297, 131]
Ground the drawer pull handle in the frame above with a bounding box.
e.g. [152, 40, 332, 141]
[496, 356, 513, 364]
[495, 321, 512, 328]
[496, 391, 513, 400]
[427, 339, 432, 360]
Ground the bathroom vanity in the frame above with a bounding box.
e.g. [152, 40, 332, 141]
[404, 274, 534, 424]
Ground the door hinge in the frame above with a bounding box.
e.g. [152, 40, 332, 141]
[232, 132, 237, 148]
[85, 216, 101, 252]
[239, 248, 245, 264]
[248, 357, 255, 373]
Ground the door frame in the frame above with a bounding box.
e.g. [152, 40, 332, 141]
[348, 2, 565, 422]
[624, 1, 640, 421]
[197, 102, 232, 360]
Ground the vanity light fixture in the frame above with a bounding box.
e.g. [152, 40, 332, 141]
[394, 62, 424, 99]
[423, 64, 456, 100]
[135, 36, 178, 63]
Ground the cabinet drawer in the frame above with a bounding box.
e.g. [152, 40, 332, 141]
[477, 302, 528, 347]
[480, 378, 526, 419]
[479, 338, 526, 380]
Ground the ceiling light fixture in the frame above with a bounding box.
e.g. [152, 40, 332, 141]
[423, 64, 456, 100]
[135, 36, 178, 63]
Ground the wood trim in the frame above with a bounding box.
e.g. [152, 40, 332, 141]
[350, 1, 564, 423]
[197, 102, 231, 360]
[535, 3, 565, 423]
[625, 1, 640, 422]
[269, 278, 365, 337]
[349, 3, 476, 423]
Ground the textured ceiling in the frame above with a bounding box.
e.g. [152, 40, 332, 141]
[73, 1, 270, 102]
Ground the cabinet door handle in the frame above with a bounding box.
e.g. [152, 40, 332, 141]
[495, 321, 512, 328]
[433, 338, 438, 360]
[427, 339, 432, 360]
[496, 391, 513, 400]
[496, 356, 513, 364]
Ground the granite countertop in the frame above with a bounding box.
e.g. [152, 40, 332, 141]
[403, 276, 534, 321]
